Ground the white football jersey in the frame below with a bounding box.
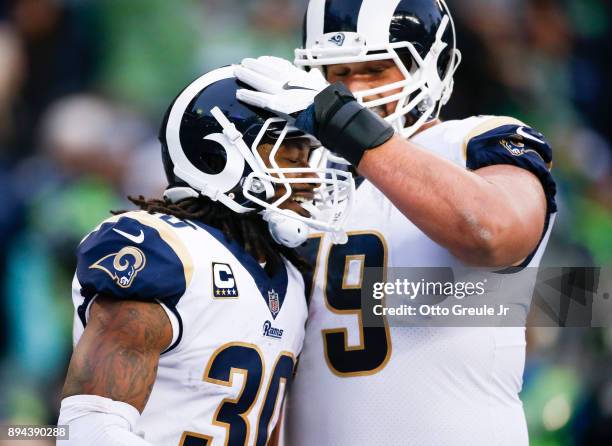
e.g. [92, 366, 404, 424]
[286, 116, 557, 446]
[71, 210, 308, 446]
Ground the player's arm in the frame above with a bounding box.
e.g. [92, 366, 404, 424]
[357, 135, 547, 266]
[296, 83, 549, 266]
[59, 295, 172, 445]
[233, 58, 553, 267]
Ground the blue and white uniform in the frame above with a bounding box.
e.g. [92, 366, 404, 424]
[72, 210, 308, 446]
[286, 116, 557, 446]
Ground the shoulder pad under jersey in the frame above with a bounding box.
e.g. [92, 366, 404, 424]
[76, 211, 193, 307]
[463, 116, 557, 213]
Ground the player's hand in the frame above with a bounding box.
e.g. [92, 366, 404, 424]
[235, 56, 394, 168]
[234, 56, 328, 116]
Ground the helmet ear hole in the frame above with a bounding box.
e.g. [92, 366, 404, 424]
[397, 52, 415, 74]
[438, 49, 449, 74]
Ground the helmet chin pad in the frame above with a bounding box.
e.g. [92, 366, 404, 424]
[262, 210, 310, 248]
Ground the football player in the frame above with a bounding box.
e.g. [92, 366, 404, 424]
[57, 66, 354, 445]
[233, 0, 557, 445]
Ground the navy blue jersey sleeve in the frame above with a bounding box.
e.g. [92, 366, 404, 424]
[465, 120, 557, 214]
[76, 213, 191, 308]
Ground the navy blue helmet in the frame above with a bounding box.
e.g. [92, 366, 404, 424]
[295, 0, 462, 138]
[160, 68, 278, 211]
[159, 66, 354, 246]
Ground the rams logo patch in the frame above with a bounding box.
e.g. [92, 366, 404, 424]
[89, 246, 146, 288]
[328, 32, 346, 46]
[212, 262, 239, 298]
[500, 137, 526, 156]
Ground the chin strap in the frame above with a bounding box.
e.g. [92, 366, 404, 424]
[165, 188, 348, 247]
[164, 186, 309, 247]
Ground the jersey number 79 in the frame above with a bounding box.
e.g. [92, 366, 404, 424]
[305, 232, 391, 377]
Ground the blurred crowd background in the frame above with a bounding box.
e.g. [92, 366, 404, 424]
[0, 0, 610, 445]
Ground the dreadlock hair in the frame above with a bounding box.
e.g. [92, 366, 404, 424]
[113, 194, 311, 275]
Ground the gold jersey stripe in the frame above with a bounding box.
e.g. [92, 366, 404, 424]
[100, 211, 194, 287]
[462, 116, 526, 161]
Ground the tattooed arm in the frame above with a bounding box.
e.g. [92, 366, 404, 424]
[58, 295, 173, 445]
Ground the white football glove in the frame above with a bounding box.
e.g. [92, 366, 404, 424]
[234, 56, 329, 116]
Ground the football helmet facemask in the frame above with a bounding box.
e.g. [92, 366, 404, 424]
[295, 0, 462, 139]
[160, 66, 354, 247]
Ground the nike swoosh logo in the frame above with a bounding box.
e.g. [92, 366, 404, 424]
[282, 82, 316, 91]
[517, 126, 546, 145]
[113, 228, 145, 244]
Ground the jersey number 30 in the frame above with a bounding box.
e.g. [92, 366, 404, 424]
[180, 343, 294, 446]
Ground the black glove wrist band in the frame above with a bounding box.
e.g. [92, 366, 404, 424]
[313, 82, 395, 166]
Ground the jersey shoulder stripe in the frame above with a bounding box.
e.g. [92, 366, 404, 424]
[462, 115, 557, 214]
[76, 211, 193, 307]
[461, 116, 526, 159]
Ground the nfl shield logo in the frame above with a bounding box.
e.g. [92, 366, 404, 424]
[268, 289, 280, 318]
